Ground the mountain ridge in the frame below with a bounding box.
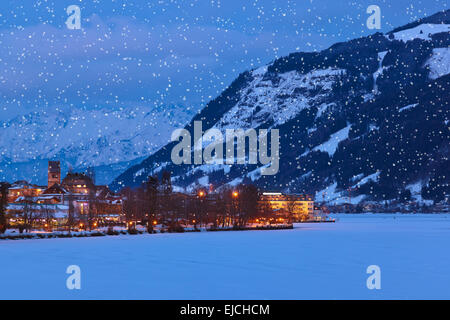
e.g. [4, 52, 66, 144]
[108, 10, 448, 205]
[0, 104, 195, 185]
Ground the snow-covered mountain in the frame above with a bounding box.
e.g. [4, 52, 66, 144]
[111, 10, 450, 206]
[0, 105, 195, 185]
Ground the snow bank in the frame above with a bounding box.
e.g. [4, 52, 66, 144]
[312, 124, 352, 157]
[390, 23, 450, 42]
[406, 181, 434, 205]
[425, 47, 450, 80]
[352, 171, 381, 188]
[399, 103, 418, 112]
[373, 51, 388, 94]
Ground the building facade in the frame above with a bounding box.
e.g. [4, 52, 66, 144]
[258, 192, 315, 222]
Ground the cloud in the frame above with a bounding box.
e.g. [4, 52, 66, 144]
[0, 14, 287, 119]
[1, 0, 446, 120]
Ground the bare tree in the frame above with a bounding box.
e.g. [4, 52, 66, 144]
[40, 203, 54, 231]
[159, 171, 173, 226]
[259, 200, 274, 221]
[144, 176, 159, 232]
[285, 199, 297, 223]
[237, 184, 259, 227]
[67, 192, 75, 233]
[21, 195, 40, 233]
[215, 193, 227, 228]
[87, 188, 97, 230]
[219, 187, 235, 227]
[121, 187, 136, 230]
[193, 187, 208, 228]
[161, 171, 172, 194]
[0, 182, 10, 234]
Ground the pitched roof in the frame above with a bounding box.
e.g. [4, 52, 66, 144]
[43, 183, 68, 195]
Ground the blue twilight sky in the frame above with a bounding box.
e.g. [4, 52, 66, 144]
[0, 0, 447, 121]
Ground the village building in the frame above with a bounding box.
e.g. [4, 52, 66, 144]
[62, 172, 96, 196]
[7, 181, 46, 203]
[6, 161, 124, 227]
[258, 192, 315, 221]
[41, 183, 68, 203]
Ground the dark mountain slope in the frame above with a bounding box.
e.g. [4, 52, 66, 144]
[111, 10, 450, 205]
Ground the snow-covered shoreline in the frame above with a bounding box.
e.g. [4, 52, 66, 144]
[0, 223, 295, 241]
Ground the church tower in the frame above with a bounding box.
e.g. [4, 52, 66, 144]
[48, 161, 61, 187]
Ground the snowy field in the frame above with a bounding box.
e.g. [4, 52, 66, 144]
[1, 214, 449, 300]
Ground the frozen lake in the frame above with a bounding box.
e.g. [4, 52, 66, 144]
[1, 214, 449, 299]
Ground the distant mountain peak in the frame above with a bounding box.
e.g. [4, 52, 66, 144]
[0, 104, 195, 185]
